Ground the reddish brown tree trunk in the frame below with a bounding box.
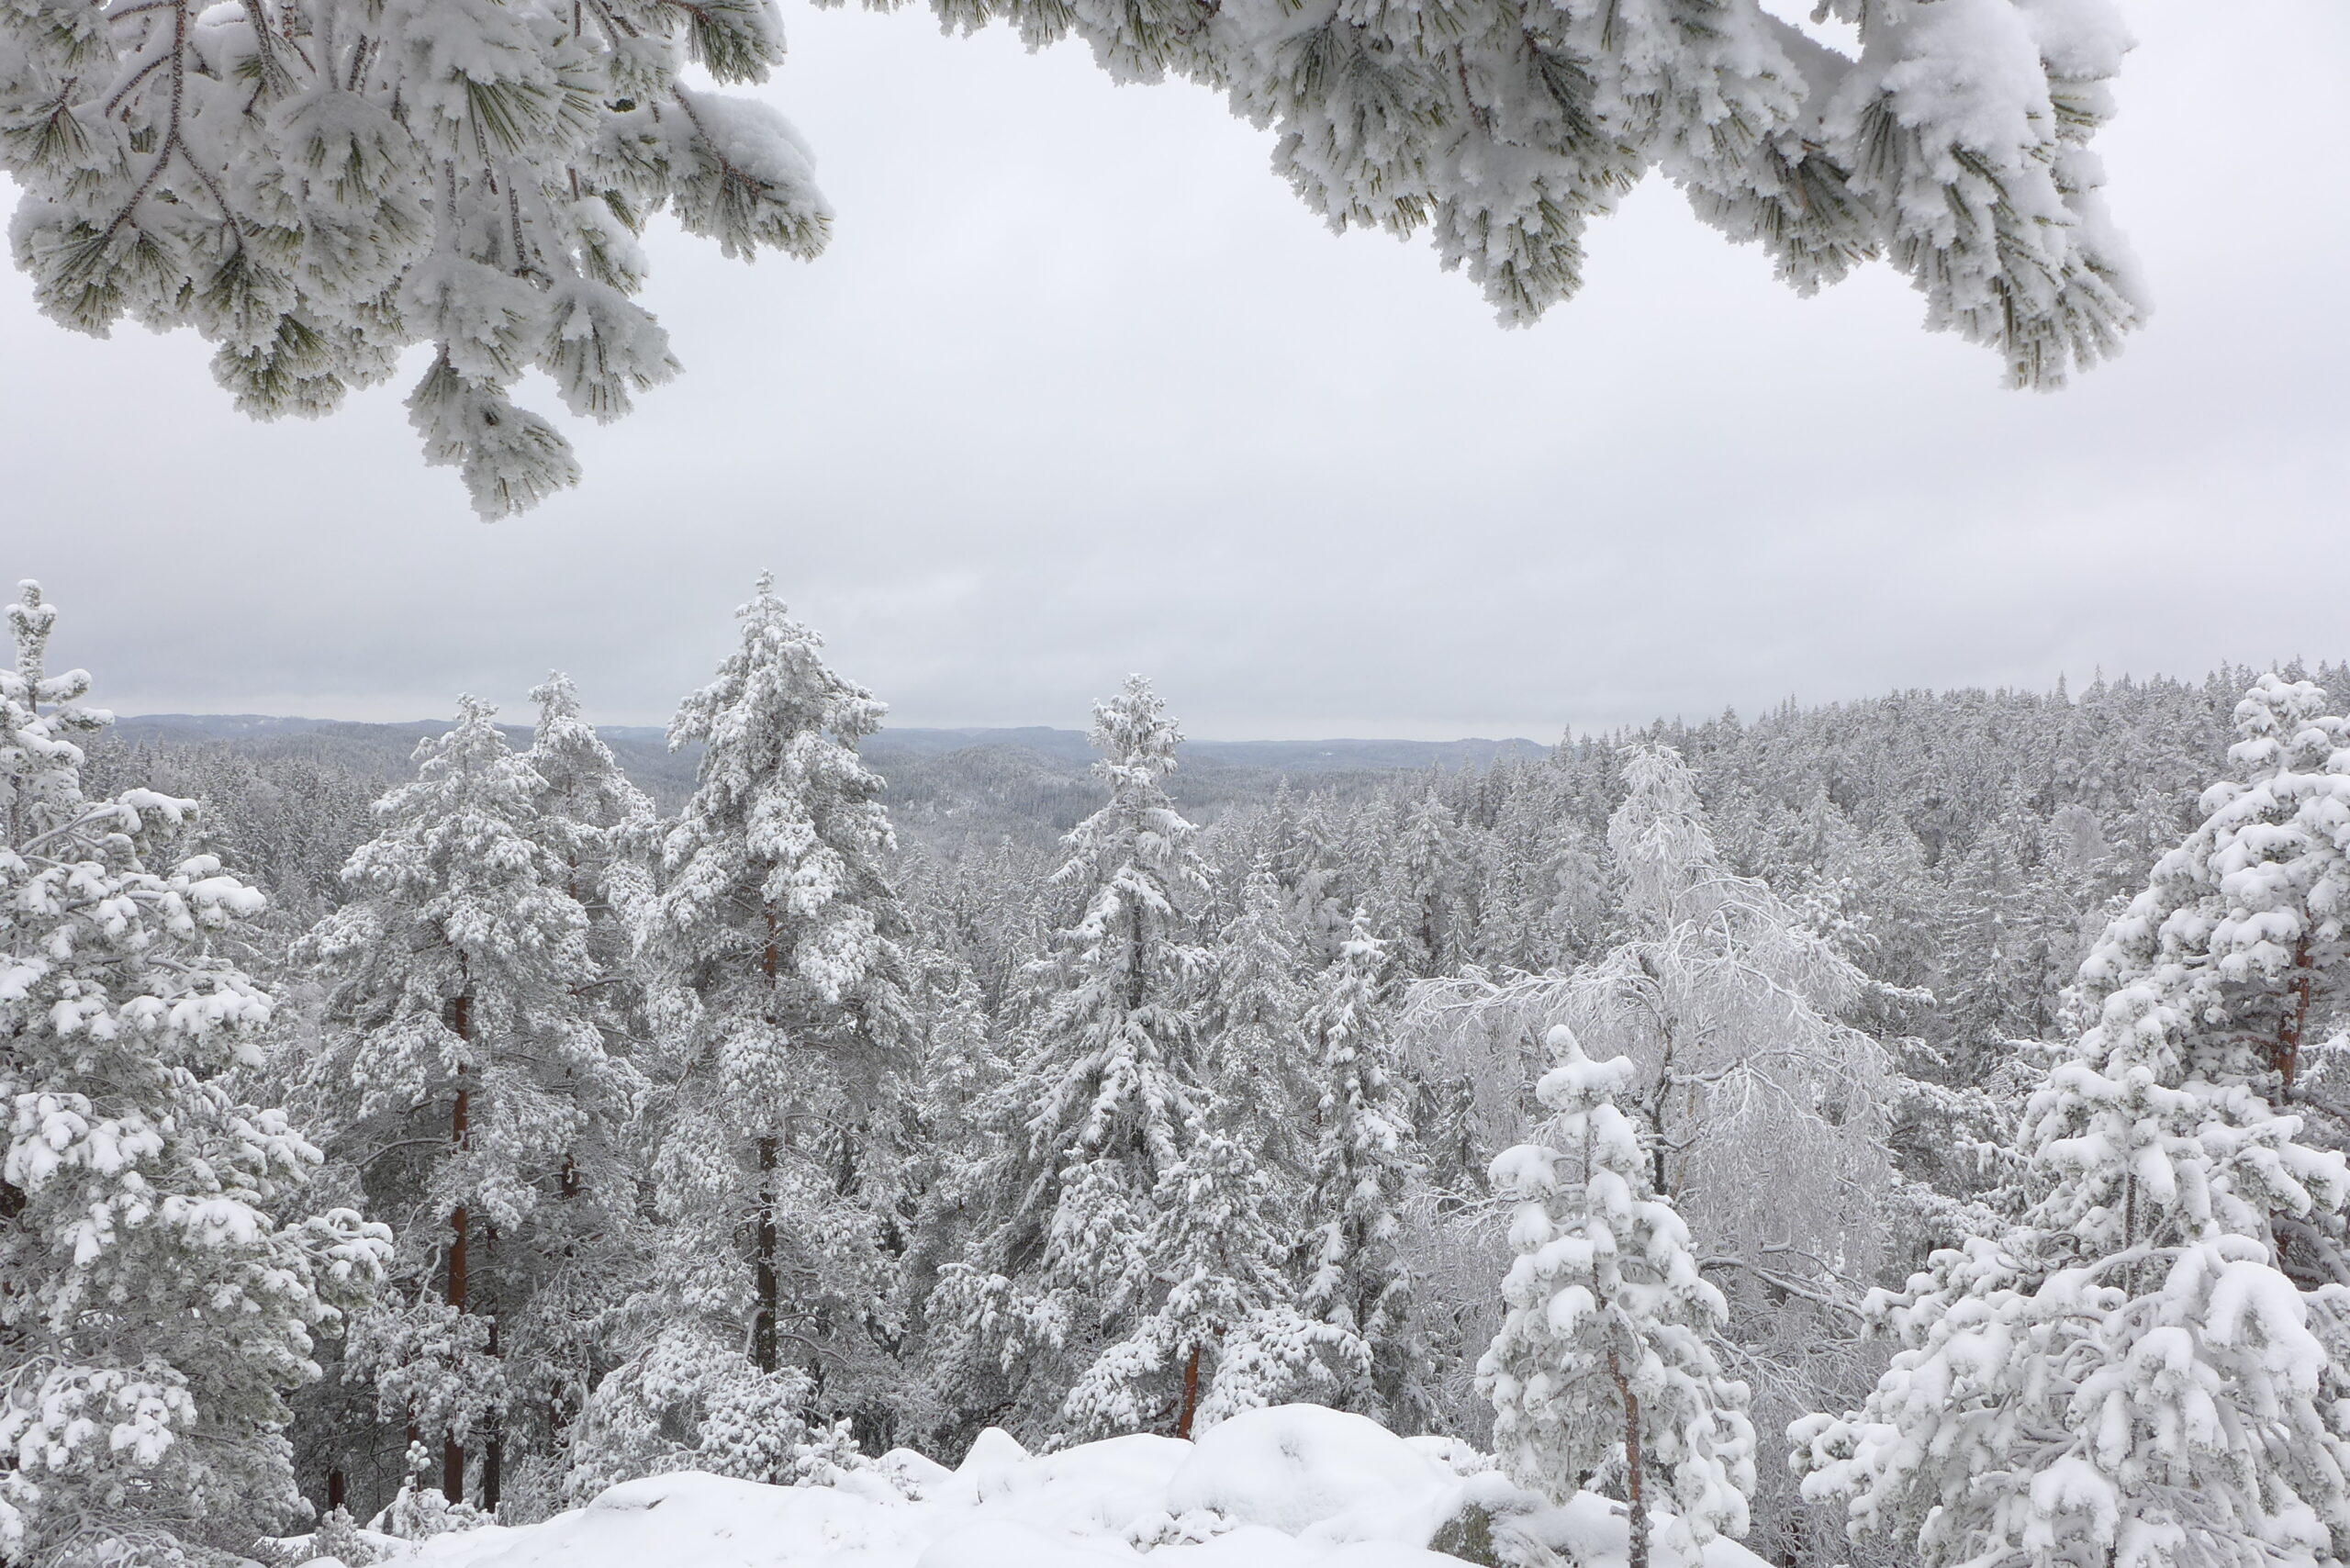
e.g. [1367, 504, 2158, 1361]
[1611, 1351, 1647, 1568]
[2277, 935, 2316, 1090]
[1174, 1344, 1203, 1439]
[755, 1136, 779, 1374]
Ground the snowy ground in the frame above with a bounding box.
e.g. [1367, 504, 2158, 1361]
[306, 1408, 1766, 1568]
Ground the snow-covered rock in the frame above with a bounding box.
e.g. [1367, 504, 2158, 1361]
[329, 1406, 1769, 1568]
[1166, 1406, 1482, 1545]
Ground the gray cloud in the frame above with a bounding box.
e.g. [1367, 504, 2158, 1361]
[2, 0, 2342, 738]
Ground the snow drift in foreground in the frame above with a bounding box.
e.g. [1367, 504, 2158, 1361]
[311, 1407, 1766, 1568]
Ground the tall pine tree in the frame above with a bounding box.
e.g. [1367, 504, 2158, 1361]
[576, 575, 911, 1488]
[930, 676, 1214, 1443]
[300, 696, 636, 1516]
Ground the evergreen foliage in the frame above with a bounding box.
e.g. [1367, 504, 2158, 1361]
[0, 581, 389, 1568]
[0, 0, 2143, 510]
[26, 579, 2350, 1568]
[1066, 1128, 1355, 1439]
[298, 694, 640, 1517]
[1795, 677, 2350, 1568]
[579, 575, 912, 1487]
[1482, 1025, 1754, 1568]
[927, 676, 1214, 1444]
[0, 0, 827, 515]
[1299, 913, 1427, 1429]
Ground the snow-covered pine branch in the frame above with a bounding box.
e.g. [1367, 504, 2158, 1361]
[0, 0, 2142, 513]
[0, 0, 826, 517]
[867, 0, 2149, 385]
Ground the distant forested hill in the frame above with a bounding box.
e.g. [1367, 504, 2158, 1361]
[99, 717, 1550, 852]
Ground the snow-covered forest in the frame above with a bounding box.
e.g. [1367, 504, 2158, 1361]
[13, 570, 2350, 1568]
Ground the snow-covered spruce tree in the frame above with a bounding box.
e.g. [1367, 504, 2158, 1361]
[1248, 783, 1354, 963]
[525, 671, 655, 935]
[1932, 795, 2081, 1070]
[575, 575, 912, 1490]
[1298, 912, 1430, 1429]
[899, 834, 1058, 1025]
[1068, 866, 1371, 1439]
[0, 580, 389, 1568]
[893, 946, 1007, 1439]
[1477, 769, 1606, 973]
[1481, 1025, 1754, 1568]
[1382, 783, 1467, 980]
[1793, 675, 2350, 1568]
[498, 672, 659, 1517]
[1203, 865, 1315, 1202]
[1067, 1126, 1360, 1439]
[298, 695, 640, 1516]
[928, 676, 1214, 1443]
[0, 0, 828, 516]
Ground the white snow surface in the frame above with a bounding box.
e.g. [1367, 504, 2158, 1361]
[318, 1407, 1769, 1568]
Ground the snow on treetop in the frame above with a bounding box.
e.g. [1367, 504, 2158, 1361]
[1532, 1025, 1637, 1111]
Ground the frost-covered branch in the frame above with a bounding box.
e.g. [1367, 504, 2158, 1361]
[0, 0, 2144, 512]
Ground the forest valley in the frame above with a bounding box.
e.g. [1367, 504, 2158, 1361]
[8, 574, 2350, 1568]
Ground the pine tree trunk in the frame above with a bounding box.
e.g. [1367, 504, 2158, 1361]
[445, 996, 471, 1504]
[550, 1146, 579, 1454]
[1127, 900, 1148, 1014]
[482, 1271, 502, 1515]
[1611, 1350, 1647, 1568]
[755, 1135, 779, 1375]
[2277, 935, 2315, 1089]
[755, 913, 781, 1377]
[1175, 1343, 1203, 1439]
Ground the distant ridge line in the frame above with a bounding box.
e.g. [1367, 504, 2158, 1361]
[110, 715, 1549, 775]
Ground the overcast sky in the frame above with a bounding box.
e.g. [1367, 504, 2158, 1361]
[3, 0, 2343, 741]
